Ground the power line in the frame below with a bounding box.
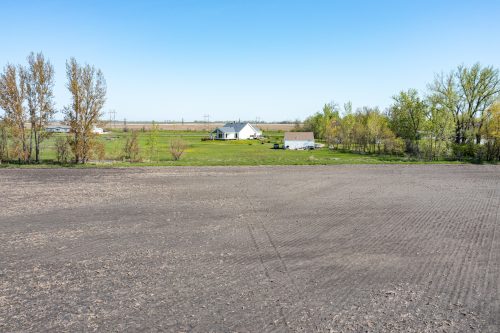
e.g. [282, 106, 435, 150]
[108, 109, 116, 128]
[203, 114, 210, 128]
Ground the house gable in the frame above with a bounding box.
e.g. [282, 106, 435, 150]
[211, 122, 262, 140]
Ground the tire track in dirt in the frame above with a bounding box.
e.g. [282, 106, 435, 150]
[438, 196, 488, 305]
[412, 191, 476, 283]
[240, 176, 337, 331]
[422, 194, 471, 296]
[326, 190, 449, 307]
[297, 174, 466, 310]
[411, 196, 467, 287]
[424, 191, 486, 306]
[295, 193, 403, 305]
[234, 169, 493, 326]
[449, 194, 491, 307]
[161, 177, 312, 332]
[480, 187, 500, 328]
[239, 181, 292, 332]
[244, 222, 290, 332]
[374, 188, 447, 283]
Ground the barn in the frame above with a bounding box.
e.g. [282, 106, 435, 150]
[210, 122, 262, 140]
[284, 132, 315, 150]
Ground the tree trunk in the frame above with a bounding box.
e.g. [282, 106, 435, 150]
[29, 126, 34, 162]
[21, 124, 28, 162]
[33, 130, 38, 162]
[35, 131, 40, 163]
[455, 123, 462, 144]
[74, 132, 79, 163]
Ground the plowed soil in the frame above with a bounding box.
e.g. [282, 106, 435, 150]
[0, 165, 499, 332]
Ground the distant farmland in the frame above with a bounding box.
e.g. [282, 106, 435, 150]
[57, 121, 298, 132]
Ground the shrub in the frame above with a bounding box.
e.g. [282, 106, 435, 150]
[123, 131, 140, 161]
[55, 136, 71, 163]
[451, 143, 490, 163]
[170, 138, 187, 161]
[383, 137, 405, 155]
[484, 141, 500, 162]
[93, 141, 106, 161]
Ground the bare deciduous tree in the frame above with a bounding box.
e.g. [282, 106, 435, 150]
[170, 138, 187, 161]
[63, 58, 106, 163]
[0, 64, 29, 162]
[24, 52, 55, 162]
[0, 119, 9, 163]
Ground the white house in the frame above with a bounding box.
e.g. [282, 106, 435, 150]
[210, 122, 262, 140]
[284, 132, 315, 150]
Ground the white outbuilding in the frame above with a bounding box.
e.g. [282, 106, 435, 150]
[210, 122, 262, 140]
[46, 125, 70, 133]
[92, 127, 104, 134]
[284, 132, 315, 150]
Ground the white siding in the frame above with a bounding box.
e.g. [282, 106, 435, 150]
[212, 129, 236, 139]
[225, 132, 236, 139]
[284, 140, 315, 150]
[211, 123, 262, 140]
[238, 124, 258, 139]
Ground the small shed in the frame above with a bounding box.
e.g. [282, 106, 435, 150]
[284, 132, 315, 150]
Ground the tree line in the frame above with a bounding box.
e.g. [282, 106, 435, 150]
[300, 63, 500, 162]
[0, 52, 106, 164]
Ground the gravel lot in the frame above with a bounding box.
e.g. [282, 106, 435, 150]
[1, 165, 499, 332]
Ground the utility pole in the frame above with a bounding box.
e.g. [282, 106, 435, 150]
[203, 114, 210, 129]
[108, 109, 116, 128]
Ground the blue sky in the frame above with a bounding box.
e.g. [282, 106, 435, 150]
[1, 1, 499, 121]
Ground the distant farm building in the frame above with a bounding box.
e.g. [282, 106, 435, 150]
[210, 122, 262, 140]
[45, 125, 104, 134]
[93, 127, 104, 134]
[284, 132, 315, 150]
[46, 125, 70, 133]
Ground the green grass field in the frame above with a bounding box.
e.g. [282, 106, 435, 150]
[2, 130, 464, 167]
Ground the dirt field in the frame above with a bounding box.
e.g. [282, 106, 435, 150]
[67, 122, 296, 131]
[1, 165, 499, 332]
[116, 123, 296, 131]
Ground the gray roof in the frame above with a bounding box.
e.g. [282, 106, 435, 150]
[217, 126, 237, 133]
[223, 122, 247, 133]
[213, 122, 261, 133]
